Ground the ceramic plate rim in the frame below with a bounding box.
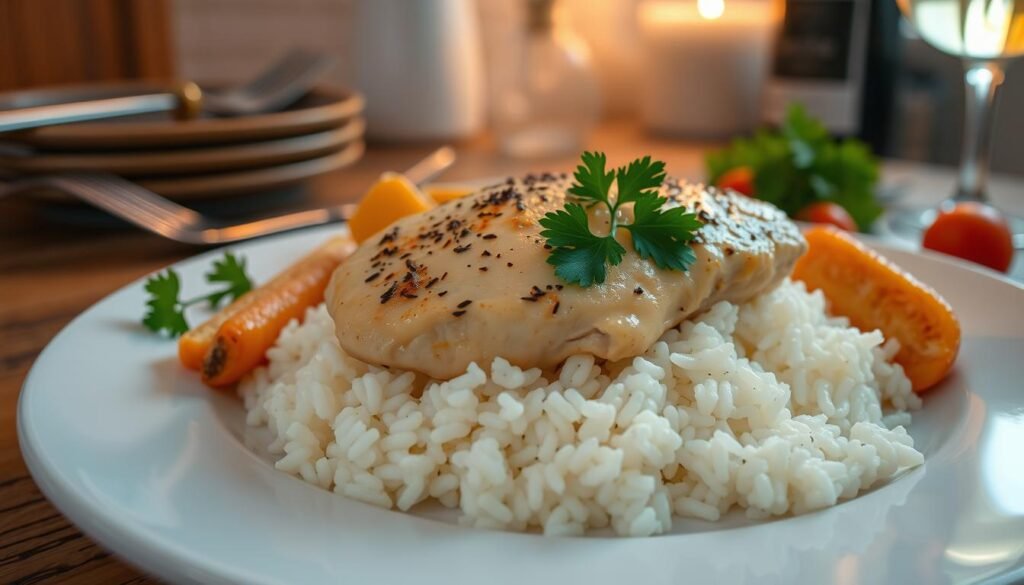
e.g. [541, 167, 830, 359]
[11, 84, 364, 149]
[17, 225, 1024, 585]
[1, 119, 365, 176]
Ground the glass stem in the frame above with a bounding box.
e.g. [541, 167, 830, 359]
[955, 60, 1005, 203]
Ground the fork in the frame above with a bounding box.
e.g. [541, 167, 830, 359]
[202, 48, 336, 117]
[0, 49, 337, 133]
[0, 147, 456, 245]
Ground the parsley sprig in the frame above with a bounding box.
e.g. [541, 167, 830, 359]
[540, 152, 702, 287]
[706, 105, 881, 230]
[142, 252, 254, 337]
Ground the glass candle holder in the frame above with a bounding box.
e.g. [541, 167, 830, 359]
[639, 0, 779, 137]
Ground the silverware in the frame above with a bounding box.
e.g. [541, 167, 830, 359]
[0, 82, 202, 134]
[202, 48, 336, 117]
[0, 146, 456, 245]
[0, 49, 336, 133]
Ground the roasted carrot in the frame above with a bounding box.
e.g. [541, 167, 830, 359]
[178, 305, 232, 371]
[177, 235, 354, 386]
[792, 227, 960, 392]
[179, 261, 273, 370]
[179, 238, 348, 371]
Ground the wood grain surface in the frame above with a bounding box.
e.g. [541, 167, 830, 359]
[1, 0, 175, 91]
[2, 123, 1019, 583]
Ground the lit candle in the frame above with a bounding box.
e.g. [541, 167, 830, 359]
[639, 0, 778, 137]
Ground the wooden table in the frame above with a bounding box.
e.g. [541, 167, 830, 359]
[2, 122, 1022, 583]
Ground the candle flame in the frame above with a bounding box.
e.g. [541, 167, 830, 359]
[697, 0, 725, 20]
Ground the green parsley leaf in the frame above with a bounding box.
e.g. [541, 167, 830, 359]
[626, 193, 702, 271]
[705, 104, 881, 231]
[540, 202, 627, 286]
[540, 152, 702, 288]
[141, 252, 256, 338]
[813, 139, 882, 229]
[614, 156, 666, 205]
[539, 203, 599, 248]
[142, 269, 190, 337]
[568, 151, 614, 205]
[547, 237, 626, 287]
[204, 252, 253, 307]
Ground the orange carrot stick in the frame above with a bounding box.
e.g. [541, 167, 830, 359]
[791, 227, 960, 392]
[177, 235, 354, 386]
[178, 301, 239, 371]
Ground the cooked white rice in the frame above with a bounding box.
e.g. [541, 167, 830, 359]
[239, 279, 923, 537]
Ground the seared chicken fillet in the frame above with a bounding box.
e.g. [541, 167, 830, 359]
[327, 174, 806, 379]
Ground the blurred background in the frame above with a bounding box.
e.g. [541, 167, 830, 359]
[2, 0, 1022, 174]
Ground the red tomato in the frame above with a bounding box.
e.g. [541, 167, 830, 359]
[796, 202, 858, 231]
[715, 166, 755, 197]
[923, 202, 1014, 272]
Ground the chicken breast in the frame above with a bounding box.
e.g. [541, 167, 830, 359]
[327, 174, 806, 379]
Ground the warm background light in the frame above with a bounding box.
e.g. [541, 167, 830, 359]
[639, 0, 777, 136]
[698, 0, 726, 21]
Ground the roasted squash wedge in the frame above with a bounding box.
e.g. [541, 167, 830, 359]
[348, 173, 434, 244]
[792, 227, 960, 392]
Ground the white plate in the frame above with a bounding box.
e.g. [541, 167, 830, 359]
[18, 225, 1024, 585]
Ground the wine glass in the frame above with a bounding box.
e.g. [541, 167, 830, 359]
[888, 0, 1024, 236]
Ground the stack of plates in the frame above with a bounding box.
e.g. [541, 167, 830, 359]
[0, 82, 364, 201]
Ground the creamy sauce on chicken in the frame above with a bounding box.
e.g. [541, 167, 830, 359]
[327, 174, 806, 378]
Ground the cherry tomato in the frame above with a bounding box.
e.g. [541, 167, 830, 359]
[715, 166, 755, 197]
[922, 202, 1014, 272]
[796, 202, 858, 231]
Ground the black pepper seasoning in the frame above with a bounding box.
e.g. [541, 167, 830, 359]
[379, 282, 398, 304]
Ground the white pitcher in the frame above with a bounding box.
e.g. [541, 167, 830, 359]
[353, 0, 485, 141]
